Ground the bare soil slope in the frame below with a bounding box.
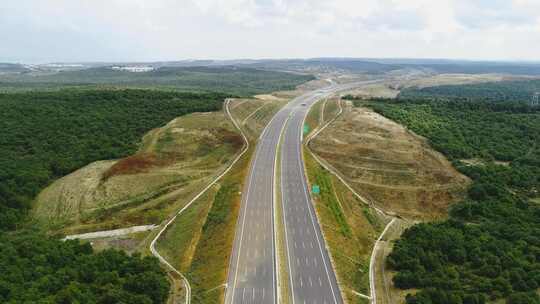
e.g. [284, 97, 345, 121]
[310, 103, 470, 219]
[33, 111, 242, 233]
[229, 94, 289, 139]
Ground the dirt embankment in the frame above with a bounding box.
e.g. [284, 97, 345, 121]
[310, 104, 470, 220]
[229, 94, 289, 139]
[33, 111, 243, 233]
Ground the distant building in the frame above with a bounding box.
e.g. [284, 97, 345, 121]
[111, 66, 154, 73]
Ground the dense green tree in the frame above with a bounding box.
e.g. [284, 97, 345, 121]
[368, 97, 540, 303]
[0, 89, 228, 230]
[0, 232, 169, 303]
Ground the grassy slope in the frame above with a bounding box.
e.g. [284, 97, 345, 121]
[323, 98, 340, 123]
[32, 109, 243, 235]
[305, 99, 323, 134]
[187, 158, 249, 303]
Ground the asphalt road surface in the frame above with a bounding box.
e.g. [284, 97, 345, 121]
[280, 91, 343, 304]
[225, 106, 290, 304]
[226, 81, 381, 304]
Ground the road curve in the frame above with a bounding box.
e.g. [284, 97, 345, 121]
[226, 80, 382, 304]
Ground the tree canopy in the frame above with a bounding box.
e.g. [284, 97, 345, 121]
[367, 98, 540, 304]
[0, 89, 227, 230]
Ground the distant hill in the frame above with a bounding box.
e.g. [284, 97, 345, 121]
[0, 63, 30, 73]
[0, 65, 315, 96]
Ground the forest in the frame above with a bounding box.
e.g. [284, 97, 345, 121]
[0, 66, 315, 96]
[0, 88, 232, 303]
[366, 99, 540, 303]
[0, 231, 169, 303]
[0, 89, 227, 231]
[399, 79, 540, 103]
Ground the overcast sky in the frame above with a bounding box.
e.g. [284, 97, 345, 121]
[2, 0, 540, 63]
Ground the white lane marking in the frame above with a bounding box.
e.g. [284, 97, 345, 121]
[309, 276, 313, 287]
[230, 135, 261, 303]
[296, 100, 340, 303]
[279, 113, 296, 304]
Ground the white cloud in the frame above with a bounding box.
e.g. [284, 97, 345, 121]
[0, 0, 539, 62]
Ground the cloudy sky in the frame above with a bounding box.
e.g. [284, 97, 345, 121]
[2, 0, 540, 63]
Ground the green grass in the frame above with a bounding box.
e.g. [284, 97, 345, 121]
[304, 151, 382, 302]
[305, 99, 323, 135]
[155, 186, 218, 272]
[323, 99, 339, 123]
[186, 150, 250, 303]
[312, 167, 352, 237]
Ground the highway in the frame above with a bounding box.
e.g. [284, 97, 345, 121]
[225, 106, 289, 304]
[226, 80, 381, 304]
[280, 91, 343, 304]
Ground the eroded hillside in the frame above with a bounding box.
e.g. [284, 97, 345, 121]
[309, 102, 470, 219]
[33, 111, 243, 234]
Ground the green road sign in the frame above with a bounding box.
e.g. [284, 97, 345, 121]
[312, 184, 320, 195]
[303, 124, 310, 134]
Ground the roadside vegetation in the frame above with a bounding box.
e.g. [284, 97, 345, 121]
[156, 146, 252, 304]
[304, 150, 384, 303]
[0, 66, 315, 96]
[229, 95, 289, 139]
[304, 98, 324, 133]
[369, 98, 540, 303]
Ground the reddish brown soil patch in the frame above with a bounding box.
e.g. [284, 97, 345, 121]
[102, 153, 167, 180]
